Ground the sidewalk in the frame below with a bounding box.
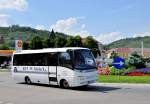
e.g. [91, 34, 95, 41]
[0, 68, 10, 72]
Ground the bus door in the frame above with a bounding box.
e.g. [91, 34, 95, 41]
[49, 66, 57, 85]
[47, 53, 58, 85]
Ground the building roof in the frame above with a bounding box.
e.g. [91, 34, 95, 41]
[0, 50, 15, 56]
[108, 48, 150, 53]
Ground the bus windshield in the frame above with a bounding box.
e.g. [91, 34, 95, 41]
[73, 49, 96, 70]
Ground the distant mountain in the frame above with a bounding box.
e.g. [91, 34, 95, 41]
[0, 25, 67, 49]
[105, 36, 150, 50]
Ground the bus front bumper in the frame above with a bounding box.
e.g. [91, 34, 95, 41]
[69, 75, 98, 87]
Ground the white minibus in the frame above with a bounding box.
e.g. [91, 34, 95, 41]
[11, 47, 98, 88]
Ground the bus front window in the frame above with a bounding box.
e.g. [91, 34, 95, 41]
[74, 50, 96, 70]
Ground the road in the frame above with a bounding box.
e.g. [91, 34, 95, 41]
[0, 72, 150, 104]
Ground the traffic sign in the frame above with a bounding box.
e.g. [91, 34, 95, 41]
[112, 57, 125, 69]
[15, 40, 23, 52]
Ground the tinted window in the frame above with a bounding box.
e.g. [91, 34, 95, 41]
[47, 53, 58, 66]
[58, 52, 72, 69]
[74, 50, 96, 70]
[13, 53, 47, 66]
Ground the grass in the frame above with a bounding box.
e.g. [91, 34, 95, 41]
[98, 75, 150, 84]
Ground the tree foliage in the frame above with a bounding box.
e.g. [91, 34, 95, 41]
[83, 36, 98, 49]
[23, 42, 29, 50]
[66, 36, 76, 47]
[30, 36, 43, 49]
[0, 44, 10, 50]
[83, 36, 99, 57]
[55, 36, 67, 48]
[44, 38, 55, 48]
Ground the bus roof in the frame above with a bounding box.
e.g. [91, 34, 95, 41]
[14, 47, 90, 54]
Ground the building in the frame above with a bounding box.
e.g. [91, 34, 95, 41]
[0, 50, 15, 68]
[107, 48, 150, 58]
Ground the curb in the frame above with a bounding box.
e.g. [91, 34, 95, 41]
[94, 82, 150, 87]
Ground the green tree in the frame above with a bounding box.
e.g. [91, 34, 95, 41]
[49, 29, 56, 39]
[83, 36, 99, 57]
[55, 36, 67, 48]
[23, 42, 29, 50]
[66, 36, 76, 47]
[44, 38, 55, 48]
[0, 44, 10, 50]
[74, 35, 83, 47]
[30, 36, 43, 49]
[83, 36, 98, 49]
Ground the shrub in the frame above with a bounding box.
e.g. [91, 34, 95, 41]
[109, 67, 126, 75]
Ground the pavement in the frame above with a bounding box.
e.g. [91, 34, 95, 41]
[0, 72, 150, 104]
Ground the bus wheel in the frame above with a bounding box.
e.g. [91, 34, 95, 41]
[60, 79, 69, 88]
[25, 76, 31, 84]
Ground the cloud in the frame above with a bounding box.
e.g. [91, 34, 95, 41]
[35, 25, 45, 30]
[95, 32, 124, 44]
[0, 14, 10, 27]
[133, 32, 150, 37]
[50, 17, 77, 33]
[0, 0, 28, 11]
[50, 17, 90, 38]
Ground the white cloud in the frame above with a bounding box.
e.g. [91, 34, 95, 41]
[95, 32, 124, 44]
[0, 14, 10, 27]
[133, 32, 150, 37]
[50, 17, 77, 33]
[0, 0, 28, 11]
[50, 17, 90, 38]
[35, 25, 45, 30]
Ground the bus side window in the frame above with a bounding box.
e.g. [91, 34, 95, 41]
[47, 53, 58, 66]
[13, 55, 23, 66]
[58, 52, 72, 69]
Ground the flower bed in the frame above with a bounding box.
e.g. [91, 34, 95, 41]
[136, 68, 150, 74]
[127, 72, 150, 76]
[98, 67, 110, 75]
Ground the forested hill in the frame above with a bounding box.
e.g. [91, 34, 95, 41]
[105, 36, 150, 50]
[0, 25, 67, 49]
[1, 25, 150, 50]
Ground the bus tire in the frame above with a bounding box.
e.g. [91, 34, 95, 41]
[60, 79, 69, 89]
[25, 76, 31, 84]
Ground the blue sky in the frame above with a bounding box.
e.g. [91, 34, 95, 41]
[0, 0, 150, 44]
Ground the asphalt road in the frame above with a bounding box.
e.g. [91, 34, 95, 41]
[0, 72, 150, 104]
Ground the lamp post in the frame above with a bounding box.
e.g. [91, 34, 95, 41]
[141, 41, 144, 56]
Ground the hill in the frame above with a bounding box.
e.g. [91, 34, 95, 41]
[0, 25, 67, 49]
[105, 36, 150, 50]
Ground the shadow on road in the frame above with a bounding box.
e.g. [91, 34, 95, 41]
[19, 83, 121, 93]
[71, 85, 121, 93]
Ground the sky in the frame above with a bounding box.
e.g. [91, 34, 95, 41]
[0, 0, 150, 44]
